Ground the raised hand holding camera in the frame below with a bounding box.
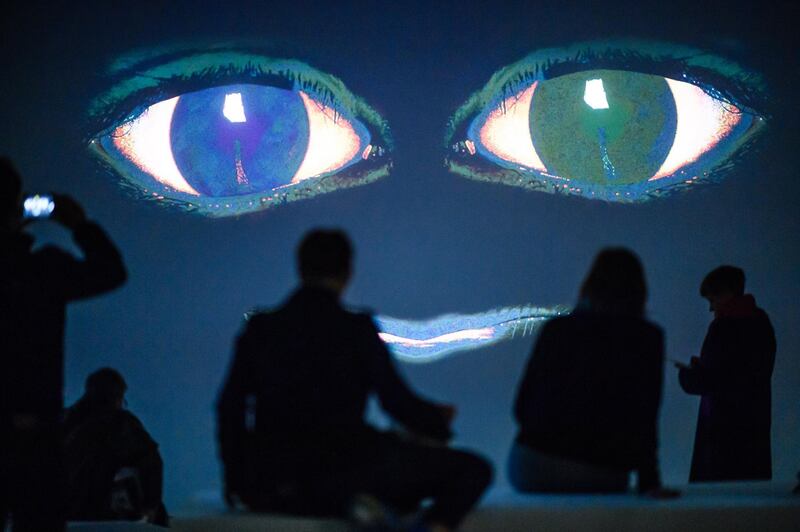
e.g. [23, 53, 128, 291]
[50, 194, 87, 230]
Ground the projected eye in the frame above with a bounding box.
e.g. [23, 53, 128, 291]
[88, 50, 391, 216]
[446, 42, 765, 202]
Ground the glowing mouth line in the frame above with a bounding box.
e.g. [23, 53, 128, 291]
[244, 304, 565, 364]
[375, 305, 566, 363]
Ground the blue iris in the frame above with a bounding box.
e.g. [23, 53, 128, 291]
[170, 84, 309, 197]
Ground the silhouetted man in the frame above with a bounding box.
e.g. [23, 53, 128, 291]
[0, 158, 127, 531]
[217, 229, 491, 532]
[63, 368, 167, 526]
[678, 266, 776, 482]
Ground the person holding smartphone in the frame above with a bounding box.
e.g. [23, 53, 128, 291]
[677, 266, 776, 482]
[0, 157, 127, 531]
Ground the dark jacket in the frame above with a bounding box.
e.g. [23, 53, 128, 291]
[0, 223, 127, 430]
[217, 286, 451, 495]
[513, 311, 664, 492]
[62, 404, 164, 522]
[679, 295, 775, 482]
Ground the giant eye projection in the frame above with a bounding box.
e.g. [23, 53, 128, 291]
[88, 49, 391, 216]
[446, 41, 765, 202]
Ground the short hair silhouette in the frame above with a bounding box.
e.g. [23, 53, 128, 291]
[700, 265, 745, 298]
[579, 247, 647, 317]
[297, 229, 352, 281]
[0, 157, 22, 220]
[84, 367, 127, 409]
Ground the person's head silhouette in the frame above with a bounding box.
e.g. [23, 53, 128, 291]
[700, 265, 745, 313]
[297, 229, 353, 296]
[0, 157, 23, 231]
[579, 247, 647, 317]
[84, 367, 128, 410]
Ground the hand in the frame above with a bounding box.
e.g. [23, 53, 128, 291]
[437, 404, 457, 425]
[142, 507, 158, 523]
[644, 487, 681, 499]
[51, 194, 87, 230]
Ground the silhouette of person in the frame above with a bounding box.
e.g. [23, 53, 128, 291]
[217, 229, 492, 532]
[0, 158, 127, 531]
[510, 248, 677, 497]
[678, 266, 776, 482]
[63, 368, 168, 526]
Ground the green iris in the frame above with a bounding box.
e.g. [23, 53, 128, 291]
[530, 70, 677, 185]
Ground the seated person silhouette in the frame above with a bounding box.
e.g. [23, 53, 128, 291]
[510, 248, 676, 497]
[678, 266, 776, 482]
[217, 229, 492, 532]
[63, 368, 168, 527]
[1, 158, 127, 531]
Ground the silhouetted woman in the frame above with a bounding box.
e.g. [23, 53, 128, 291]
[510, 248, 674, 496]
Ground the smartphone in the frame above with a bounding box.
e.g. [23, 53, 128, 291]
[23, 194, 55, 219]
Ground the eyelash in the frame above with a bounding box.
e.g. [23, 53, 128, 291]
[88, 61, 374, 143]
[522, 53, 755, 105]
[446, 45, 767, 145]
[87, 53, 395, 216]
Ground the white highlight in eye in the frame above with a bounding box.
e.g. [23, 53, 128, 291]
[112, 97, 200, 196]
[223, 92, 247, 123]
[292, 91, 362, 184]
[651, 79, 742, 180]
[583, 79, 609, 109]
[478, 82, 546, 171]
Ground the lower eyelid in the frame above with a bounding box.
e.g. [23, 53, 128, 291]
[87, 48, 395, 217]
[90, 82, 390, 216]
[449, 52, 763, 202]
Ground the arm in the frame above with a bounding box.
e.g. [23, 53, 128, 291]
[44, 195, 126, 300]
[362, 316, 451, 440]
[58, 221, 127, 301]
[678, 320, 723, 395]
[677, 364, 704, 395]
[112, 414, 163, 514]
[678, 319, 771, 396]
[216, 320, 258, 497]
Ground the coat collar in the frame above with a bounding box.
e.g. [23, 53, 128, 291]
[715, 294, 758, 319]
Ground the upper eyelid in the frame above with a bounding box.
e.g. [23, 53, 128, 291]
[91, 53, 347, 117]
[88, 51, 393, 148]
[445, 40, 766, 145]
